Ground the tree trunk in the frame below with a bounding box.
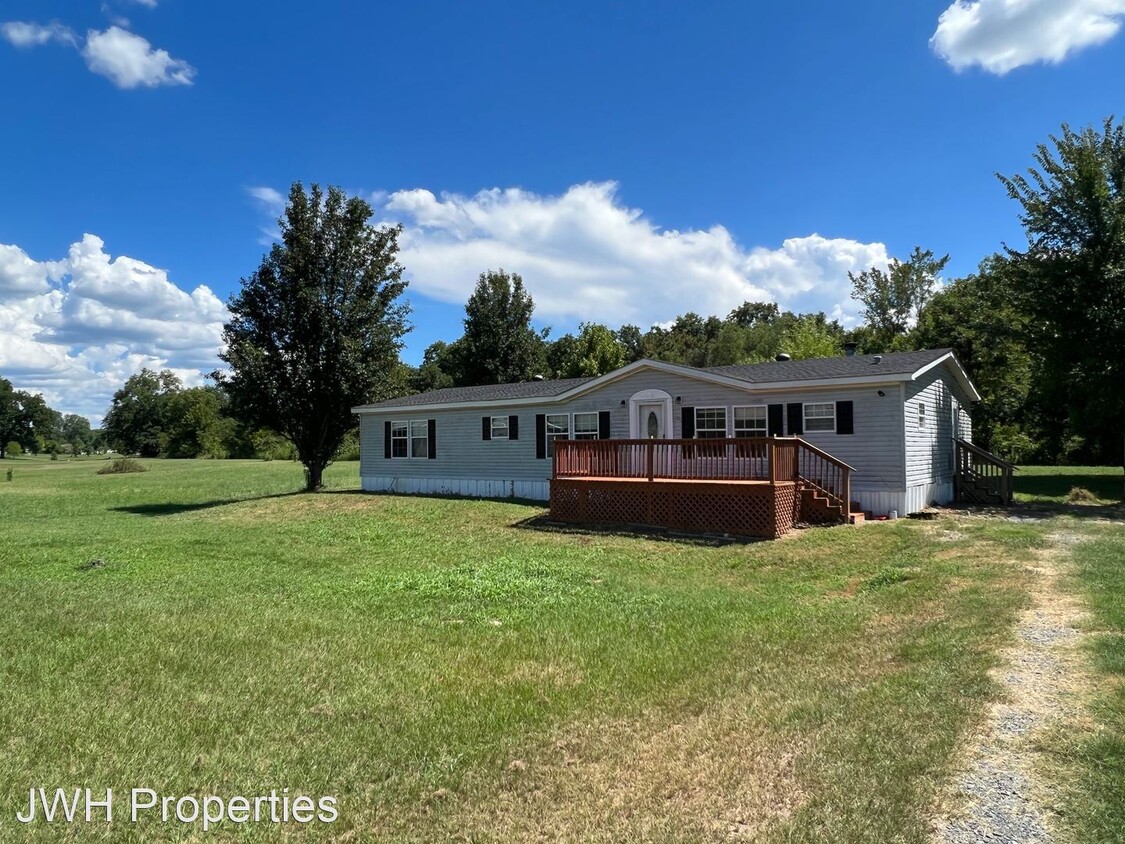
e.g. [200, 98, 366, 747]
[305, 461, 325, 492]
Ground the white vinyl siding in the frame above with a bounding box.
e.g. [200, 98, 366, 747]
[904, 360, 975, 491]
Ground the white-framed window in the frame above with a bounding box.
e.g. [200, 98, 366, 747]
[573, 412, 600, 440]
[918, 403, 927, 429]
[733, 405, 767, 437]
[695, 407, 728, 439]
[804, 403, 836, 433]
[490, 416, 509, 440]
[391, 420, 429, 458]
[546, 413, 569, 456]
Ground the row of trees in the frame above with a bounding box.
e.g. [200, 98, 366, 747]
[101, 369, 297, 460]
[0, 377, 97, 458]
[410, 271, 853, 393]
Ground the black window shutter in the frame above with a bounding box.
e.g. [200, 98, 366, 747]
[427, 419, 437, 458]
[767, 404, 784, 437]
[681, 406, 695, 439]
[383, 420, 392, 458]
[787, 403, 804, 436]
[535, 414, 547, 459]
[836, 401, 854, 435]
[481, 416, 491, 441]
[598, 410, 611, 439]
[508, 415, 519, 440]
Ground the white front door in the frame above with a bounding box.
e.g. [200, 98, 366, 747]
[637, 403, 665, 439]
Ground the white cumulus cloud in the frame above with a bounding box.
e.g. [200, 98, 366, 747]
[82, 26, 195, 88]
[0, 235, 226, 423]
[376, 182, 887, 329]
[1, 21, 76, 48]
[932, 0, 1125, 74]
[2, 18, 194, 89]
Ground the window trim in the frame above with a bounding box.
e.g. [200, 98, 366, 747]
[390, 419, 430, 459]
[573, 411, 600, 440]
[545, 412, 570, 457]
[802, 402, 836, 434]
[694, 406, 729, 439]
[732, 404, 768, 438]
[489, 415, 509, 440]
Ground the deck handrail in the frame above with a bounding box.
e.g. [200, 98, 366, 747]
[552, 437, 800, 484]
[793, 438, 853, 519]
[954, 438, 1017, 470]
[954, 438, 1015, 505]
[793, 438, 857, 473]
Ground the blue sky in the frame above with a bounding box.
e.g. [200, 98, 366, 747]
[2, 0, 1123, 421]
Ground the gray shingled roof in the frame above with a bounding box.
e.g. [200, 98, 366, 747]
[354, 348, 955, 410]
[705, 348, 953, 383]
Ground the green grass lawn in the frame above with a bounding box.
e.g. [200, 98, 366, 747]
[0, 458, 1067, 841]
[1015, 465, 1124, 504]
[1056, 527, 1125, 843]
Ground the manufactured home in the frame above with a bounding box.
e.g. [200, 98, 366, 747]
[353, 348, 1011, 538]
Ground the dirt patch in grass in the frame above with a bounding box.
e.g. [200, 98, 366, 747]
[429, 705, 809, 843]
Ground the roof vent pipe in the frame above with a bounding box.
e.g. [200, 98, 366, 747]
[775, 353, 791, 362]
[844, 342, 857, 357]
[872, 355, 883, 364]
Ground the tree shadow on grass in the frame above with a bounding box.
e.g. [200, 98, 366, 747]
[111, 490, 307, 517]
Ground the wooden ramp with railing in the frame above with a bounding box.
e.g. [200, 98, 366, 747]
[550, 437, 857, 539]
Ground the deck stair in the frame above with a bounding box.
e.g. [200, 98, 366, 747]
[954, 439, 1015, 506]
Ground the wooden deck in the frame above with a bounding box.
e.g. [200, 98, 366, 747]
[550, 438, 855, 539]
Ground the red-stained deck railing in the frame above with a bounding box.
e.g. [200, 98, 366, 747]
[553, 437, 855, 520]
[552, 437, 799, 483]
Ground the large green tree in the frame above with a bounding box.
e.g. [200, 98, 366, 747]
[0, 377, 21, 459]
[1000, 118, 1125, 476]
[548, 323, 627, 378]
[912, 257, 1040, 460]
[103, 369, 182, 456]
[849, 247, 949, 351]
[0, 377, 66, 457]
[219, 183, 411, 490]
[460, 269, 547, 385]
[164, 387, 234, 459]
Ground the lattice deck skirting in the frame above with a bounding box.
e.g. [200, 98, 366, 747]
[549, 478, 804, 539]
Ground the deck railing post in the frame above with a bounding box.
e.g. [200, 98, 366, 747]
[768, 441, 777, 483]
[646, 440, 655, 482]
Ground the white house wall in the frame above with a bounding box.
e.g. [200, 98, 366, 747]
[359, 366, 916, 512]
[902, 361, 975, 508]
